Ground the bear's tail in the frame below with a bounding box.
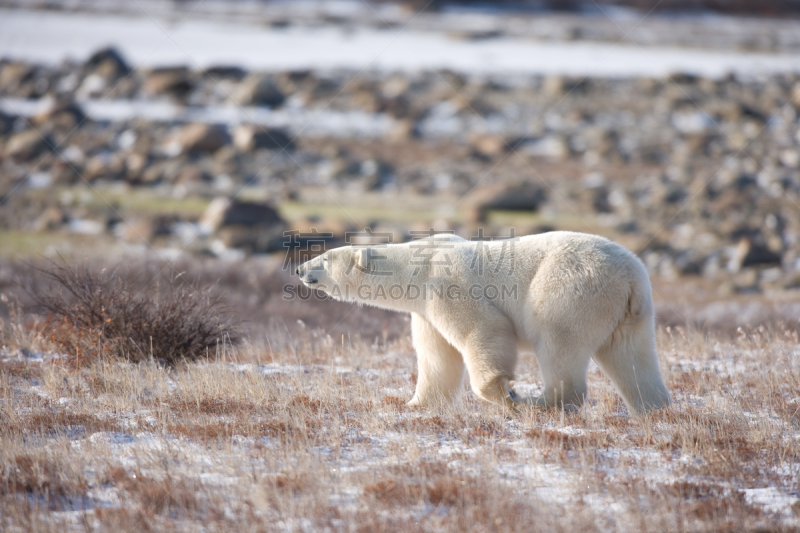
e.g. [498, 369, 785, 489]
[593, 275, 670, 415]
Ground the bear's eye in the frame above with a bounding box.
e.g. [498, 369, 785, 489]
[323, 255, 329, 267]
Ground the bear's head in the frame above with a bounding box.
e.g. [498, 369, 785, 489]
[296, 246, 378, 302]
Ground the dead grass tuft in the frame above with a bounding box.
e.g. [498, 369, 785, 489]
[272, 473, 309, 493]
[0, 359, 43, 380]
[382, 395, 406, 408]
[660, 481, 763, 523]
[111, 470, 201, 518]
[9, 410, 119, 437]
[0, 454, 88, 503]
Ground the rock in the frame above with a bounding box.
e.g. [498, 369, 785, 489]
[673, 249, 706, 275]
[465, 183, 547, 223]
[116, 215, 177, 243]
[381, 76, 410, 100]
[542, 76, 588, 97]
[175, 165, 212, 184]
[521, 135, 569, 160]
[276, 70, 313, 94]
[5, 130, 51, 162]
[668, 72, 699, 85]
[199, 198, 286, 253]
[779, 149, 799, 169]
[116, 218, 156, 243]
[543, 76, 566, 96]
[0, 62, 32, 94]
[350, 88, 381, 113]
[125, 152, 150, 181]
[32, 100, 86, 130]
[232, 125, 294, 151]
[50, 159, 83, 185]
[671, 111, 714, 134]
[0, 111, 14, 135]
[210, 145, 241, 176]
[83, 153, 124, 181]
[232, 74, 285, 107]
[591, 187, 613, 214]
[142, 67, 193, 99]
[202, 66, 247, 81]
[199, 197, 284, 234]
[792, 82, 800, 108]
[385, 118, 419, 143]
[83, 47, 130, 80]
[34, 206, 65, 232]
[728, 236, 782, 272]
[360, 159, 395, 191]
[468, 133, 509, 160]
[164, 123, 229, 155]
[68, 218, 105, 235]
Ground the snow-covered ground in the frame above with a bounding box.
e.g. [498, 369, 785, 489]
[0, 96, 395, 138]
[2, 8, 800, 78]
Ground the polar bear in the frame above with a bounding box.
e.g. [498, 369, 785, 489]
[296, 231, 670, 415]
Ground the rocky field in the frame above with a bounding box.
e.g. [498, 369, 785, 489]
[2, 41, 800, 321]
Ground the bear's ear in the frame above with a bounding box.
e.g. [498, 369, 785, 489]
[355, 248, 370, 272]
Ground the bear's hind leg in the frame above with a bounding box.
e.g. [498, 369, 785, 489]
[408, 313, 465, 406]
[522, 335, 591, 411]
[593, 316, 670, 415]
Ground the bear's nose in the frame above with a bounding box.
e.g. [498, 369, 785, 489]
[295, 268, 299, 275]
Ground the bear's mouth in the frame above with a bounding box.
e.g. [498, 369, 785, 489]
[303, 278, 318, 286]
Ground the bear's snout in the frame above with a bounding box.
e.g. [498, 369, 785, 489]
[296, 263, 319, 286]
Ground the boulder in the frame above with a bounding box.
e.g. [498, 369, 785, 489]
[200, 197, 286, 253]
[232, 125, 294, 151]
[83, 153, 124, 181]
[728, 236, 782, 272]
[5, 130, 51, 162]
[360, 159, 395, 191]
[142, 67, 193, 99]
[202, 66, 247, 81]
[468, 133, 509, 160]
[125, 152, 150, 181]
[0, 62, 32, 94]
[0, 111, 14, 135]
[465, 183, 547, 223]
[34, 206, 66, 232]
[386, 118, 419, 142]
[164, 123, 229, 155]
[82, 47, 130, 80]
[175, 165, 212, 184]
[232, 74, 285, 107]
[521, 135, 569, 160]
[32, 100, 86, 130]
[200, 197, 284, 234]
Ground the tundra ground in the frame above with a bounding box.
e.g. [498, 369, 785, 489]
[1, 316, 799, 532]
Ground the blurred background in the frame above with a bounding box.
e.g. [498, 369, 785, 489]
[1, 0, 800, 342]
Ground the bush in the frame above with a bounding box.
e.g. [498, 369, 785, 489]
[33, 261, 239, 366]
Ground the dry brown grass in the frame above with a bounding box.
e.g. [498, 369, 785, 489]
[1, 297, 800, 531]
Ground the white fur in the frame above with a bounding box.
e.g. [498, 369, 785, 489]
[297, 231, 670, 415]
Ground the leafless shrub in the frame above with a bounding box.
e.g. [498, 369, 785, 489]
[31, 260, 239, 366]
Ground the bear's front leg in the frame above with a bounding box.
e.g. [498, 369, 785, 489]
[408, 313, 465, 406]
[429, 305, 520, 414]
